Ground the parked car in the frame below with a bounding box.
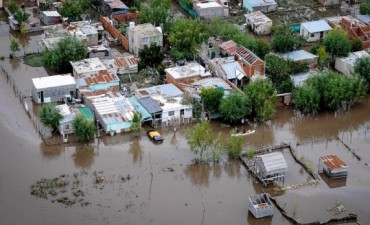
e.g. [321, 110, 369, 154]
[147, 130, 164, 143]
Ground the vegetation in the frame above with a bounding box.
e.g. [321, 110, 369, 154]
[224, 134, 244, 159]
[139, 0, 173, 32]
[43, 36, 86, 72]
[39, 104, 63, 130]
[316, 46, 329, 70]
[354, 57, 370, 87]
[323, 28, 351, 65]
[219, 91, 251, 123]
[14, 10, 29, 24]
[243, 80, 276, 122]
[265, 54, 308, 93]
[169, 17, 209, 60]
[24, 53, 44, 67]
[59, 0, 89, 22]
[360, 0, 370, 15]
[7, 0, 19, 14]
[130, 112, 142, 133]
[351, 39, 363, 52]
[246, 147, 255, 159]
[199, 87, 224, 114]
[72, 114, 95, 142]
[10, 37, 20, 52]
[186, 120, 221, 162]
[293, 71, 367, 113]
[138, 43, 165, 69]
[271, 26, 303, 53]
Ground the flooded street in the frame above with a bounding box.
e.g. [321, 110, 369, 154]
[1, 11, 370, 225]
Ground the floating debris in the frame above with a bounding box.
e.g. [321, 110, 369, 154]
[163, 167, 174, 172]
[327, 203, 346, 215]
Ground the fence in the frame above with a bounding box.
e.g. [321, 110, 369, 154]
[99, 15, 129, 50]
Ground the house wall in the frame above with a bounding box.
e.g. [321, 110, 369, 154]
[165, 74, 202, 92]
[32, 84, 76, 104]
[129, 31, 163, 56]
[335, 59, 354, 76]
[300, 27, 329, 42]
[161, 107, 193, 124]
[254, 21, 272, 35]
[239, 60, 265, 77]
[86, 34, 99, 46]
[253, 3, 278, 13]
[0, 0, 3, 8]
[194, 6, 224, 20]
[42, 15, 60, 26]
[58, 121, 75, 135]
[317, 0, 342, 6]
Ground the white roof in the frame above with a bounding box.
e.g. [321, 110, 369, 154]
[280, 50, 318, 62]
[301, 20, 332, 33]
[165, 62, 211, 80]
[248, 0, 277, 7]
[255, 152, 287, 173]
[245, 11, 272, 25]
[337, 50, 370, 66]
[151, 95, 191, 112]
[32, 74, 76, 89]
[290, 71, 314, 87]
[70, 58, 107, 75]
[42, 11, 61, 17]
[195, 1, 222, 8]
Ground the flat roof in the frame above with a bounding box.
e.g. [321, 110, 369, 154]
[301, 20, 332, 33]
[105, 0, 128, 9]
[165, 62, 211, 80]
[218, 57, 246, 80]
[150, 95, 191, 112]
[71, 58, 107, 75]
[245, 11, 272, 25]
[248, 0, 277, 7]
[219, 40, 237, 55]
[320, 155, 348, 171]
[290, 71, 314, 87]
[137, 84, 183, 99]
[138, 97, 162, 114]
[192, 77, 232, 91]
[280, 50, 318, 61]
[32, 74, 76, 89]
[255, 152, 288, 173]
[337, 50, 369, 66]
[195, 1, 222, 8]
[130, 23, 162, 37]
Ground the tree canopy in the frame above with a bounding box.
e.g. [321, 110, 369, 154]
[72, 114, 95, 142]
[43, 36, 87, 72]
[130, 112, 142, 133]
[59, 0, 89, 22]
[360, 0, 370, 15]
[354, 57, 370, 87]
[10, 38, 20, 52]
[169, 17, 209, 60]
[139, 0, 173, 32]
[323, 28, 351, 62]
[224, 134, 244, 159]
[219, 91, 251, 123]
[199, 87, 224, 114]
[292, 85, 320, 114]
[39, 104, 63, 129]
[243, 80, 276, 122]
[138, 42, 164, 69]
[271, 26, 303, 53]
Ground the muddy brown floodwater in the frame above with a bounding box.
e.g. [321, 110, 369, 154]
[0, 11, 369, 225]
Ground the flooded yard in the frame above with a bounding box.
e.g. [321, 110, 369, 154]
[1, 10, 370, 225]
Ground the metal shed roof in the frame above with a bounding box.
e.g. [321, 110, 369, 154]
[138, 97, 162, 114]
[301, 20, 332, 33]
[255, 152, 287, 173]
[320, 155, 348, 170]
[42, 11, 61, 17]
[280, 50, 318, 62]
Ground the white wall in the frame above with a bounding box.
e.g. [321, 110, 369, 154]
[162, 107, 192, 123]
[335, 59, 354, 76]
[254, 22, 272, 35]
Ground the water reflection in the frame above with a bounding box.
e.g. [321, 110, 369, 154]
[319, 173, 347, 189]
[9, 58, 21, 71]
[247, 211, 272, 225]
[129, 136, 143, 164]
[72, 144, 96, 169]
[184, 162, 212, 187]
[40, 142, 64, 159]
[223, 160, 242, 180]
[245, 123, 275, 147]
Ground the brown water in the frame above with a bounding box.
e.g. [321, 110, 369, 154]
[1, 14, 370, 225]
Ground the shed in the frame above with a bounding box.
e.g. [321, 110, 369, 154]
[335, 50, 369, 76]
[41, 11, 61, 25]
[243, 0, 277, 13]
[245, 11, 272, 35]
[248, 193, 274, 218]
[253, 152, 287, 186]
[31, 74, 76, 104]
[279, 50, 318, 68]
[300, 20, 332, 42]
[319, 155, 348, 179]
[193, 1, 224, 20]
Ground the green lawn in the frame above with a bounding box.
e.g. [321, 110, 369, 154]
[24, 53, 44, 67]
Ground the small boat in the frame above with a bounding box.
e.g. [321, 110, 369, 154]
[231, 129, 255, 137]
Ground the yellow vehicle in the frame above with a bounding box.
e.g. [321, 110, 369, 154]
[147, 130, 164, 143]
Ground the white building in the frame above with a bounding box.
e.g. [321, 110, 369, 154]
[127, 23, 163, 56]
[300, 20, 332, 42]
[31, 74, 76, 104]
[193, 1, 224, 19]
[56, 104, 94, 135]
[245, 11, 272, 35]
[70, 58, 107, 77]
[335, 50, 370, 76]
[279, 50, 318, 69]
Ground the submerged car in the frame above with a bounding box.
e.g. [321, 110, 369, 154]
[147, 130, 164, 143]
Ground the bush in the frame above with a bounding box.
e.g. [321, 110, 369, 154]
[39, 104, 63, 129]
[224, 135, 244, 159]
[72, 114, 95, 142]
[8, 0, 19, 14]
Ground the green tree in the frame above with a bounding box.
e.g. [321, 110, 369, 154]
[224, 134, 244, 159]
[271, 26, 303, 53]
[39, 104, 63, 129]
[316, 46, 329, 70]
[351, 39, 363, 52]
[130, 112, 142, 133]
[200, 87, 224, 114]
[139, 0, 173, 32]
[14, 10, 29, 24]
[72, 114, 95, 142]
[292, 85, 320, 114]
[186, 120, 221, 162]
[254, 38, 271, 59]
[243, 80, 276, 122]
[7, 0, 19, 14]
[354, 57, 370, 86]
[10, 37, 20, 52]
[59, 0, 89, 22]
[360, 0, 370, 15]
[138, 42, 165, 69]
[43, 36, 87, 72]
[169, 17, 209, 60]
[323, 28, 351, 65]
[219, 91, 251, 123]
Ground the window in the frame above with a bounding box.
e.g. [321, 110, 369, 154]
[168, 111, 174, 116]
[64, 124, 69, 130]
[310, 33, 315, 37]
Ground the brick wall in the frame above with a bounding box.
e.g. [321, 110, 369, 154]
[99, 15, 129, 51]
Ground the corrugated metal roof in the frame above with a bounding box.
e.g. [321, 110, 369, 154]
[129, 97, 152, 122]
[320, 155, 348, 170]
[280, 50, 318, 62]
[301, 20, 332, 33]
[42, 11, 61, 17]
[138, 97, 162, 114]
[355, 14, 370, 24]
[219, 58, 247, 80]
[255, 152, 287, 173]
[235, 46, 261, 64]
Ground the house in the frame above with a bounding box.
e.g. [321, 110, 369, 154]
[248, 193, 274, 218]
[319, 155, 348, 179]
[300, 20, 332, 42]
[234, 46, 265, 79]
[56, 104, 94, 135]
[243, 0, 277, 13]
[70, 58, 107, 77]
[31, 74, 76, 104]
[214, 56, 248, 86]
[279, 50, 318, 69]
[66, 22, 102, 46]
[335, 50, 370, 76]
[136, 84, 193, 127]
[127, 22, 163, 56]
[193, 1, 224, 19]
[41, 11, 61, 26]
[317, 0, 343, 6]
[217, 0, 229, 16]
[84, 91, 136, 134]
[219, 40, 237, 56]
[253, 152, 288, 187]
[185, 77, 233, 97]
[102, 54, 138, 75]
[245, 11, 272, 35]
[74, 70, 120, 92]
[98, 0, 129, 16]
[138, 97, 163, 128]
[165, 62, 211, 92]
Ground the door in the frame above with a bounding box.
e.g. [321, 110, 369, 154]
[180, 109, 184, 116]
[320, 31, 324, 39]
[40, 91, 44, 103]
